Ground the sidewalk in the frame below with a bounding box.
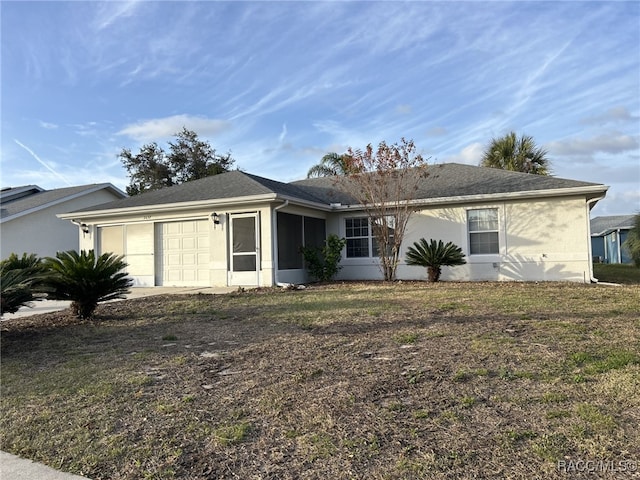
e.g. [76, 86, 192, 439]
[0, 451, 91, 480]
[2, 286, 237, 319]
[1, 286, 237, 479]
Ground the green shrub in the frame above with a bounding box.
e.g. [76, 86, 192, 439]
[0, 253, 45, 315]
[622, 213, 640, 267]
[42, 250, 133, 319]
[301, 234, 346, 282]
[405, 239, 466, 282]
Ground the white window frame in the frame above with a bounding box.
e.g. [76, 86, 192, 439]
[345, 217, 372, 258]
[344, 216, 394, 259]
[467, 208, 500, 255]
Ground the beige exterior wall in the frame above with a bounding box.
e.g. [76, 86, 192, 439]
[334, 195, 592, 283]
[71, 193, 593, 287]
[78, 202, 277, 288]
[1, 190, 122, 259]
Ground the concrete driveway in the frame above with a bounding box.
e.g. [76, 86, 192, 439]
[1, 286, 237, 320]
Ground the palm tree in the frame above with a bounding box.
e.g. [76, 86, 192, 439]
[481, 132, 550, 175]
[42, 250, 133, 318]
[306, 152, 361, 178]
[405, 238, 466, 282]
[0, 253, 46, 315]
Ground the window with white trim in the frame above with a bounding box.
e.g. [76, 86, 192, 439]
[468, 208, 499, 254]
[345, 217, 394, 258]
[346, 217, 370, 257]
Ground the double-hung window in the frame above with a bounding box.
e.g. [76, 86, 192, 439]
[468, 208, 499, 254]
[345, 217, 371, 257]
[345, 217, 394, 258]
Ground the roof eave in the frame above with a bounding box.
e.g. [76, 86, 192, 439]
[330, 185, 610, 210]
[58, 193, 279, 220]
[1, 184, 126, 223]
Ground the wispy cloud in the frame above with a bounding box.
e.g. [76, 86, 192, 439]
[14, 139, 72, 186]
[92, 1, 141, 31]
[442, 143, 484, 166]
[581, 106, 639, 126]
[39, 121, 58, 130]
[118, 115, 231, 142]
[278, 124, 287, 144]
[547, 133, 639, 156]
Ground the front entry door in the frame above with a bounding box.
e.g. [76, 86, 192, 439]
[229, 213, 260, 286]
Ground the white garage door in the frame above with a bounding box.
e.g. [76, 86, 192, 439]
[155, 220, 211, 286]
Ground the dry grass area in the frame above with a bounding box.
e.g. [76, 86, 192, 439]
[1, 282, 639, 479]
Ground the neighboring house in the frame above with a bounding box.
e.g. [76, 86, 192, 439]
[59, 163, 608, 287]
[1, 183, 127, 259]
[590, 215, 636, 264]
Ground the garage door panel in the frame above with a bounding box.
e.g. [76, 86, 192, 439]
[155, 220, 210, 287]
[167, 238, 181, 249]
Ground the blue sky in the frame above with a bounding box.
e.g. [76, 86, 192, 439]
[2, 1, 639, 216]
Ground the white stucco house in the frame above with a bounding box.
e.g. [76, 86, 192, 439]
[59, 163, 608, 287]
[1, 183, 127, 259]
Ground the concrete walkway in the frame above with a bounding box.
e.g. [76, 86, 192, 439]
[1, 286, 238, 479]
[2, 286, 237, 319]
[0, 451, 91, 480]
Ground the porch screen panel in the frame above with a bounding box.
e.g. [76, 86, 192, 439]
[304, 217, 326, 249]
[232, 217, 256, 253]
[277, 212, 303, 269]
[99, 225, 124, 256]
[231, 216, 257, 273]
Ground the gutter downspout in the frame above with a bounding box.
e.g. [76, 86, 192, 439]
[70, 219, 90, 246]
[272, 200, 289, 287]
[586, 194, 606, 283]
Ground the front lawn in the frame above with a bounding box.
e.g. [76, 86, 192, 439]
[1, 282, 639, 479]
[594, 263, 640, 284]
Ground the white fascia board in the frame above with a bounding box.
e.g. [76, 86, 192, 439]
[57, 193, 279, 220]
[1, 184, 126, 224]
[330, 185, 610, 211]
[278, 195, 333, 212]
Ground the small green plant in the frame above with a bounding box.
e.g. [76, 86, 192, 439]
[405, 238, 466, 282]
[460, 395, 477, 408]
[453, 369, 470, 382]
[394, 332, 419, 344]
[214, 422, 252, 446]
[42, 250, 133, 318]
[301, 234, 346, 282]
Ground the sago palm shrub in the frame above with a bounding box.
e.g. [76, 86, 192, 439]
[405, 238, 466, 282]
[0, 253, 45, 315]
[42, 250, 133, 319]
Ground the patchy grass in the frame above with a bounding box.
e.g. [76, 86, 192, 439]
[1, 281, 639, 479]
[593, 263, 640, 284]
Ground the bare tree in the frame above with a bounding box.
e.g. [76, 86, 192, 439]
[336, 138, 428, 281]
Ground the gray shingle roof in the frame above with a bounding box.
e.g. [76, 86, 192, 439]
[0, 184, 124, 220]
[71, 171, 328, 213]
[293, 163, 604, 204]
[590, 215, 636, 236]
[70, 164, 606, 214]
